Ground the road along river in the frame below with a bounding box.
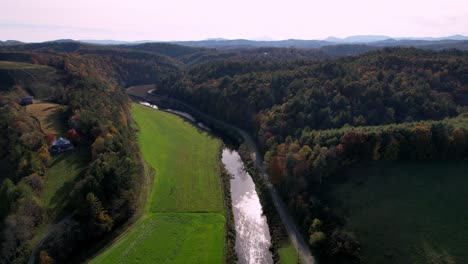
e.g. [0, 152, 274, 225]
[127, 85, 315, 264]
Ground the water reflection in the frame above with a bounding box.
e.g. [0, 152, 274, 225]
[222, 149, 273, 264]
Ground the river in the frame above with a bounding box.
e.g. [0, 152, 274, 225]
[137, 101, 273, 263]
[222, 148, 273, 264]
[130, 84, 314, 264]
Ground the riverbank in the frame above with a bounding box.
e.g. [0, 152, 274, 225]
[220, 151, 238, 264]
[91, 104, 229, 263]
[127, 84, 314, 264]
[238, 144, 300, 264]
[223, 148, 273, 263]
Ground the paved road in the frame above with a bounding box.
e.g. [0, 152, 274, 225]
[127, 85, 315, 264]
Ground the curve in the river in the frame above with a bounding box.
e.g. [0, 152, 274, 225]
[127, 85, 315, 264]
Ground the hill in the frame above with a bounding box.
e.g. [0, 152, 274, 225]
[153, 47, 468, 263]
[0, 48, 145, 263]
[0, 61, 64, 97]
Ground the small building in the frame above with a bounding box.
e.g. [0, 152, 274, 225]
[50, 137, 74, 154]
[20, 96, 34, 106]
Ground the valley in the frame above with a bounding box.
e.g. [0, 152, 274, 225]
[0, 38, 467, 264]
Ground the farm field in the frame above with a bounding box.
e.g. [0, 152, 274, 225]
[133, 103, 224, 213]
[0, 61, 63, 96]
[0, 61, 52, 70]
[91, 103, 225, 263]
[92, 213, 225, 264]
[26, 102, 66, 135]
[332, 160, 468, 264]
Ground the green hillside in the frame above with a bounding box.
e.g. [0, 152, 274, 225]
[0, 61, 63, 97]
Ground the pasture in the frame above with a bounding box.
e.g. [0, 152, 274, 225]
[26, 103, 66, 135]
[41, 148, 89, 209]
[332, 160, 468, 264]
[132, 103, 224, 213]
[0, 61, 63, 96]
[92, 213, 225, 264]
[92, 103, 226, 263]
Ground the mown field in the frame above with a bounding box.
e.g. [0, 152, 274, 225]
[41, 148, 89, 209]
[93, 213, 225, 264]
[26, 103, 66, 135]
[135, 104, 224, 213]
[0, 61, 51, 70]
[92, 103, 226, 264]
[279, 242, 302, 264]
[332, 160, 468, 264]
[0, 61, 63, 96]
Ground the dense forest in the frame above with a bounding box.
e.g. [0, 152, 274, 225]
[155, 47, 468, 262]
[1, 41, 467, 263]
[0, 48, 147, 263]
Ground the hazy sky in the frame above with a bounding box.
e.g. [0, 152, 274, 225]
[2, 0, 468, 42]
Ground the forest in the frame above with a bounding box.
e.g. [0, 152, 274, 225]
[0, 41, 467, 263]
[0, 48, 146, 263]
[155, 47, 468, 262]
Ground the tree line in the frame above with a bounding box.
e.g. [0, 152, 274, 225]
[155, 47, 468, 262]
[0, 51, 145, 263]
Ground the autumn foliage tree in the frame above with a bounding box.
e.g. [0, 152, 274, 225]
[66, 128, 80, 143]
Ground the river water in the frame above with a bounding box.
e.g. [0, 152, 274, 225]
[138, 101, 273, 263]
[222, 149, 273, 264]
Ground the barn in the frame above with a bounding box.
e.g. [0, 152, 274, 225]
[50, 137, 74, 154]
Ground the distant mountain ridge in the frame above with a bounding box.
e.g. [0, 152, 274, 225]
[80, 35, 468, 50]
[2, 35, 468, 54]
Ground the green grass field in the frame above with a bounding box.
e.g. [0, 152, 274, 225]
[41, 148, 89, 209]
[92, 103, 226, 264]
[134, 104, 224, 213]
[333, 160, 468, 264]
[279, 242, 302, 264]
[0, 61, 63, 96]
[0, 61, 53, 70]
[30, 148, 89, 248]
[92, 213, 225, 264]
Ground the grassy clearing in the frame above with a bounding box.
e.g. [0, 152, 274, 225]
[29, 148, 90, 249]
[0, 61, 63, 96]
[133, 104, 224, 213]
[91, 103, 226, 264]
[41, 148, 89, 209]
[0, 61, 52, 70]
[332, 160, 468, 264]
[26, 102, 66, 135]
[279, 242, 302, 264]
[92, 213, 225, 264]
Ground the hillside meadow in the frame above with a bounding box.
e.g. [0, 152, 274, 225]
[92, 103, 226, 263]
[26, 102, 66, 135]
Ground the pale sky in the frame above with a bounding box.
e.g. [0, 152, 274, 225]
[1, 0, 468, 42]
